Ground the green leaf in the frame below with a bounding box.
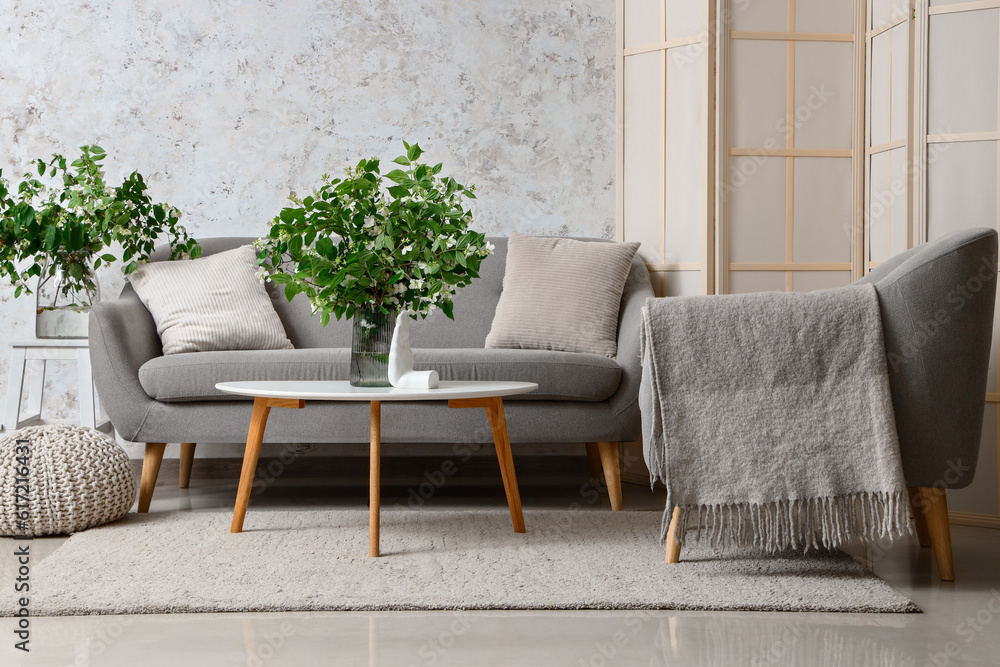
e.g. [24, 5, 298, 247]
[315, 236, 334, 258]
[393, 156, 411, 166]
[70, 224, 86, 251]
[441, 298, 454, 320]
[37, 161, 45, 177]
[407, 143, 422, 161]
[43, 225, 59, 250]
[269, 273, 292, 284]
[385, 170, 413, 185]
[101, 253, 116, 263]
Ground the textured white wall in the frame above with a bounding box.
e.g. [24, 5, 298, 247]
[0, 0, 616, 454]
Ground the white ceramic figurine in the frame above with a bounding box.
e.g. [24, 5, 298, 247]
[388, 314, 440, 389]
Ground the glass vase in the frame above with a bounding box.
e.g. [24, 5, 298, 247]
[350, 308, 395, 387]
[35, 256, 101, 339]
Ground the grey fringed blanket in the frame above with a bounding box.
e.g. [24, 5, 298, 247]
[640, 284, 911, 552]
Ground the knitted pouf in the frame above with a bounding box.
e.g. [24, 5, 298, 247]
[0, 424, 136, 536]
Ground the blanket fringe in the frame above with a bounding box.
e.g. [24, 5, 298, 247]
[662, 489, 912, 553]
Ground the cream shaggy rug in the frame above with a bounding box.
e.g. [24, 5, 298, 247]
[5, 510, 917, 615]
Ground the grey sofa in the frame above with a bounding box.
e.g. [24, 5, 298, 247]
[89, 236, 655, 514]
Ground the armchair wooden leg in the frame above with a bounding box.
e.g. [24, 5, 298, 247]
[917, 487, 955, 581]
[179, 443, 196, 489]
[138, 443, 167, 513]
[596, 442, 623, 511]
[906, 485, 931, 547]
[665, 506, 684, 563]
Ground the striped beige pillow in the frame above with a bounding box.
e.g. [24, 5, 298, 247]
[128, 245, 293, 355]
[485, 232, 640, 357]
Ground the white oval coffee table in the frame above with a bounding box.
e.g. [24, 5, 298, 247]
[216, 380, 539, 557]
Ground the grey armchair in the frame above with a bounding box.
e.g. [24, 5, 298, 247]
[663, 227, 997, 581]
[857, 226, 997, 580]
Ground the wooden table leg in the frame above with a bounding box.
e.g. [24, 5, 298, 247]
[231, 397, 271, 533]
[370, 400, 381, 557]
[448, 396, 527, 534]
[486, 397, 526, 533]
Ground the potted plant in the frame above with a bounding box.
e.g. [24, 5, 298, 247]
[257, 141, 492, 386]
[0, 145, 200, 338]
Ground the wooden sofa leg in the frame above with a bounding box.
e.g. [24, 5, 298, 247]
[665, 506, 684, 563]
[179, 443, 196, 488]
[584, 442, 604, 481]
[138, 443, 167, 513]
[596, 442, 623, 511]
[917, 487, 955, 581]
[906, 485, 931, 547]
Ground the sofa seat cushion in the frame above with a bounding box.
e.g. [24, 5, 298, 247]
[138, 348, 622, 403]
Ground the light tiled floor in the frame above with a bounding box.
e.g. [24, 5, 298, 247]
[3, 458, 1000, 666]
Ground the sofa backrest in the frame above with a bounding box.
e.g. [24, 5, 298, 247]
[147, 236, 648, 350]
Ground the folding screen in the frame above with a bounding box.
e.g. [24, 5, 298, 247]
[866, 0, 912, 269]
[618, 0, 715, 297]
[723, 0, 860, 295]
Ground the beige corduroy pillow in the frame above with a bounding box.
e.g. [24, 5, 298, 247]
[128, 245, 294, 355]
[485, 232, 640, 357]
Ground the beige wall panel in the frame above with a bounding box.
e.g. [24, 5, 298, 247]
[728, 271, 787, 294]
[793, 158, 853, 263]
[888, 147, 909, 257]
[729, 0, 787, 33]
[795, 0, 854, 35]
[623, 52, 665, 265]
[869, 150, 891, 262]
[663, 270, 706, 297]
[792, 271, 854, 292]
[794, 42, 855, 150]
[665, 49, 707, 264]
[624, 0, 662, 49]
[730, 40, 788, 148]
[947, 405, 999, 516]
[872, 0, 909, 26]
[928, 10, 999, 135]
[728, 156, 787, 262]
[927, 140, 997, 239]
[870, 32, 891, 147]
[890, 22, 909, 143]
[665, 0, 705, 41]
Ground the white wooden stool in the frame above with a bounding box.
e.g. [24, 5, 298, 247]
[1, 340, 111, 433]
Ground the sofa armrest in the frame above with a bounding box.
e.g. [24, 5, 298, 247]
[607, 260, 655, 438]
[89, 287, 161, 441]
